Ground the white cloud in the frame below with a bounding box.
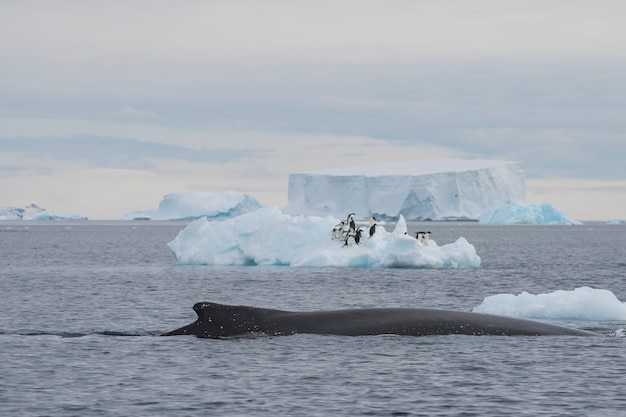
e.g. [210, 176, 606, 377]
[113, 105, 156, 119]
[2, 1, 626, 219]
[527, 179, 626, 221]
[2, 1, 625, 65]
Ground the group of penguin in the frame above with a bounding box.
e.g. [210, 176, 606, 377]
[415, 231, 431, 246]
[331, 213, 432, 247]
[331, 213, 377, 247]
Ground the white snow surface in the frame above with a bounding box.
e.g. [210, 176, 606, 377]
[167, 206, 481, 268]
[284, 159, 525, 221]
[0, 204, 87, 221]
[122, 191, 262, 221]
[473, 287, 626, 321]
[479, 202, 582, 225]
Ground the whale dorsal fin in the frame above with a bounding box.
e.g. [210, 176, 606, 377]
[193, 302, 234, 321]
[192, 302, 288, 337]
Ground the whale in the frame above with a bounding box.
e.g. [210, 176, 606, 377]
[162, 302, 598, 338]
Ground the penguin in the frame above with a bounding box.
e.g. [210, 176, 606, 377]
[331, 221, 345, 240]
[347, 213, 356, 232]
[423, 231, 431, 246]
[343, 228, 357, 247]
[416, 231, 425, 244]
[355, 227, 364, 245]
[368, 216, 377, 238]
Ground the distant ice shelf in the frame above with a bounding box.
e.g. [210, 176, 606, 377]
[284, 159, 525, 221]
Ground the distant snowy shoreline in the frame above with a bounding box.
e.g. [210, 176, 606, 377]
[0, 204, 87, 221]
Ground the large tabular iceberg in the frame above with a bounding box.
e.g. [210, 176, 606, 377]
[167, 206, 481, 268]
[123, 191, 263, 221]
[478, 202, 582, 225]
[284, 159, 525, 221]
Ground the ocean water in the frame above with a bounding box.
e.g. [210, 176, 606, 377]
[1, 221, 625, 417]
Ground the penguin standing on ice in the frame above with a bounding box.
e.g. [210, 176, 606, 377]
[368, 216, 377, 238]
[355, 227, 364, 245]
[415, 231, 431, 246]
[341, 212, 359, 246]
[343, 228, 356, 247]
[347, 213, 356, 232]
[331, 221, 346, 240]
[344, 227, 364, 246]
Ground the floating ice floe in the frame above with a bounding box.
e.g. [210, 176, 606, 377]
[167, 206, 481, 268]
[473, 286, 626, 321]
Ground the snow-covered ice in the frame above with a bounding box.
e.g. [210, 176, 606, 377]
[478, 202, 582, 225]
[0, 204, 87, 221]
[167, 206, 481, 268]
[473, 286, 626, 321]
[284, 159, 525, 221]
[28, 211, 88, 221]
[122, 191, 262, 221]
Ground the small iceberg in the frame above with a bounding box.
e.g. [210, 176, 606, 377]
[0, 204, 87, 221]
[167, 206, 481, 268]
[473, 287, 626, 321]
[479, 202, 582, 225]
[122, 190, 263, 221]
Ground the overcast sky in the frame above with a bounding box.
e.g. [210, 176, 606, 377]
[1, 1, 625, 220]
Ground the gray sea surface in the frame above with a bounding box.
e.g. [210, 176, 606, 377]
[1, 221, 625, 416]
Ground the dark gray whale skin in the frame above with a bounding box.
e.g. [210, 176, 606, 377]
[162, 302, 598, 338]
